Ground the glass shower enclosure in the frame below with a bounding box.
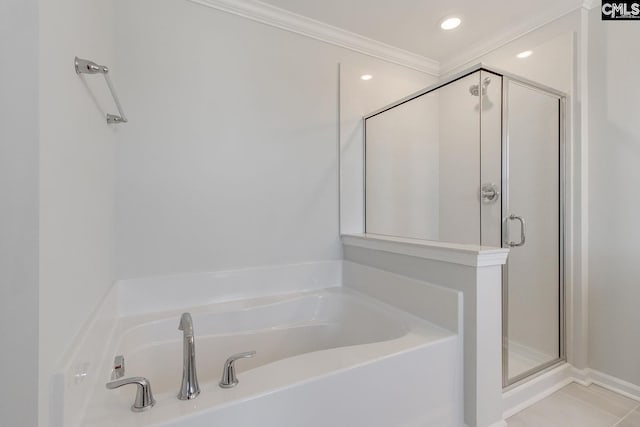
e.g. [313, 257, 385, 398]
[363, 66, 565, 387]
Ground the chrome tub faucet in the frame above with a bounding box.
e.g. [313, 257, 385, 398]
[219, 351, 256, 388]
[177, 312, 200, 400]
[106, 377, 155, 412]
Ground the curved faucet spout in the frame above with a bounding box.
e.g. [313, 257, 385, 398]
[178, 312, 194, 337]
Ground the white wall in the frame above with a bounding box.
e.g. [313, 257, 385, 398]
[0, 1, 39, 426]
[38, 0, 117, 424]
[339, 62, 435, 235]
[114, 0, 432, 279]
[446, 12, 577, 94]
[587, 8, 640, 386]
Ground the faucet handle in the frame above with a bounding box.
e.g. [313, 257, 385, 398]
[219, 351, 256, 388]
[106, 377, 156, 412]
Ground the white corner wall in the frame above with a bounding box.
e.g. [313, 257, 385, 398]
[587, 8, 640, 387]
[38, 0, 117, 424]
[445, 11, 578, 94]
[339, 62, 435, 235]
[0, 1, 39, 426]
[113, 0, 433, 279]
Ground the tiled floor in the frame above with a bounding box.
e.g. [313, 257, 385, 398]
[507, 383, 640, 427]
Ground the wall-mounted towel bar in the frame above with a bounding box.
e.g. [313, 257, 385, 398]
[75, 57, 128, 124]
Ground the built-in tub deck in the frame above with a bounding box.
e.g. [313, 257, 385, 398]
[80, 287, 460, 426]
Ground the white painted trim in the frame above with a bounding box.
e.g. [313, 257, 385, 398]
[576, 6, 591, 371]
[185, 0, 440, 75]
[341, 233, 509, 267]
[184, 0, 595, 79]
[503, 365, 640, 420]
[589, 369, 640, 402]
[503, 364, 576, 418]
[440, 2, 584, 74]
[570, 366, 592, 384]
[563, 23, 587, 373]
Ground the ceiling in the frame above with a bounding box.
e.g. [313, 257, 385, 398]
[258, 0, 582, 67]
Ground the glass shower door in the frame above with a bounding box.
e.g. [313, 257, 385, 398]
[502, 79, 564, 385]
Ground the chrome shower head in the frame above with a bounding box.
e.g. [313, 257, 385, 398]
[469, 77, 492, 96]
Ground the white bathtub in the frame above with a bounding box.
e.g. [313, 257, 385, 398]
[80, 287, 462, 426]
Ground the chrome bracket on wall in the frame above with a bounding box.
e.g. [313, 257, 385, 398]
[74, 57, 128, 124]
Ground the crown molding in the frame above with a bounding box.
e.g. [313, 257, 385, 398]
[439, 0, 585, 75]
[186, 0, 440, 76]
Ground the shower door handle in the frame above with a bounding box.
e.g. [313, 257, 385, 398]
[506, 214, 526, 247]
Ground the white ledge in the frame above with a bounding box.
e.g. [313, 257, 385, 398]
[341, 233, 509, 267]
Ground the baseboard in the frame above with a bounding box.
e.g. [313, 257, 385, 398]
[503, 363, 575, 418]
[503, 364, 640, 420]
[588, 368, 640, 402]
[570, 366, 592, 385]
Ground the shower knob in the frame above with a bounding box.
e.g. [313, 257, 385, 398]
[481, 183, 500, 203]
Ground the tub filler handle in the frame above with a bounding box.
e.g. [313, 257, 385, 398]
[219, 351, 256, 388]
[106, 377, 156, 412]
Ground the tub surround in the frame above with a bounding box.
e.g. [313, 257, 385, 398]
[343, 261, 462, 338]
[56, 260, 463, 426]
[342, 233, 510, 427]
[112, 289, 418, 396]
[116, 261, 342, 317]
[54, 261, 340, 427]
[83, 288, 461, 426]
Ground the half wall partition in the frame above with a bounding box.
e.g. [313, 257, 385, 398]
[363, 66, 566, 387]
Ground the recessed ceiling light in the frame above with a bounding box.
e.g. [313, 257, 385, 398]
[360, 74, 373, 81]
[516, 50, 533, 59]
[440, 17, 461, 30]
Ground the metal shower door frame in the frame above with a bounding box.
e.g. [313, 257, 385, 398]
[500, 75, 567, 389]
